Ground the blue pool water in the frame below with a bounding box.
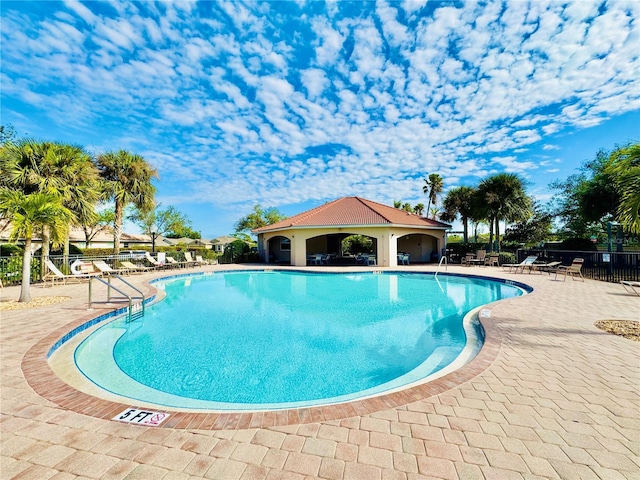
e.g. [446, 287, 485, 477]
[73, 271, 525, 410]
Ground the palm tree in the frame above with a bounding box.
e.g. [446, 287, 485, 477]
[97, 150, 157, 256]
[413, 203, 425, 216]
[0, 190, 71, 302]
[422, 173, 444, 219]
[0, 140, 100, 271]
[477, 173, 532, 251]
[606, 143, 640, 234]
[440, 186, 475, 242]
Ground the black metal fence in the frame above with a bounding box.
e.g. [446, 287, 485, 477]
[517, 249, 640, 283]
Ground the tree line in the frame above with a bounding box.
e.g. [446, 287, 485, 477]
[396, 142, 639, 250]
[0, 126, 194, 302]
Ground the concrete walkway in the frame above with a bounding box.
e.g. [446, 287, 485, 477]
[1, 264, 638, 479]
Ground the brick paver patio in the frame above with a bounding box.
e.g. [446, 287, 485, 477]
[1, 264, 638, 479]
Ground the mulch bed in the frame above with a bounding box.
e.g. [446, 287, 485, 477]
[594, 320, 640, 342]
[0, 296, 71, 311]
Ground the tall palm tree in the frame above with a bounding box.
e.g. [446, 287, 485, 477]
[0, 140, 99, 271]
[97, 150, 157, 256]
[606, 143, 640, 234]
[477, 173, 532, 251]
[440, 186, 475, 242]
[422, 173, 444, 219]
[0, 190, 71, 302]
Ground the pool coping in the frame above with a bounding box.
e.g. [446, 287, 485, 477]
[22, 269, 514, 429]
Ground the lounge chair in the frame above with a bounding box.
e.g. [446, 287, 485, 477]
[145, 252, 170, 269]
[183, 252, 200, 268]
[554, 258, 585, 281]
[195, 255, 212, 265]
[502, 255, 538, 273]
[120, 261, 155, 273]
[92, 260, 130, 276]
[166, 256, 188, 268]
[535, 261, 562, 274]
[43, 259, 98, 287]
[621, 281, 640, 296]
[71, 260, 102, 277]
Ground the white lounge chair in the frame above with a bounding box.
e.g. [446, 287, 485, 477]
[183, 252, 200, 267]
[621, 281, 640, 296]
[120, 261, 155, 273]
[166, 256, 188, 268]
[502, 255, 539, 273]
[43, 260, 97, 287]
[145, 252, 170, 269]
[92, 260, 130, 275]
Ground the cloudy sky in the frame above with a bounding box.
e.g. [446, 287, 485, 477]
[2, 0, 639, 238]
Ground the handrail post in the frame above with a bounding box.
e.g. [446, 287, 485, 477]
[107, 275, 112, 302]
[88, 277, 93, 310]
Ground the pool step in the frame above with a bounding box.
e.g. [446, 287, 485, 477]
[129, 301, 145, 321]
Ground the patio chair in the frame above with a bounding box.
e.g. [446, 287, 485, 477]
[484, 253, 499, 267]
[92, 260, 130, 276]
[621, 281, 640, 296]
[307, 254, 323, 265]
[554, 258, 585, 281]
[502, 255, 538, 273]
[43, 260, 97, 287]
[397, 253, 410, 265]
[461, 253, 475, 266]
[120, 261, 155, 273]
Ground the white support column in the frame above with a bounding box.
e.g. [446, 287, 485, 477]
[388, 233, 398, 267]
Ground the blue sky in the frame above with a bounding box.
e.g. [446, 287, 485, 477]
[2, 0, 639, 239]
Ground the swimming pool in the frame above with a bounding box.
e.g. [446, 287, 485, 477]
[69, 270, 526, 410]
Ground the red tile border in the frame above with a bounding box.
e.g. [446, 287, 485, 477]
[21, 274, 503, 430]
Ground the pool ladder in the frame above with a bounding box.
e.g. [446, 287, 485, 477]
[434, 256, 448, 278]
[88, 275, 146, 322]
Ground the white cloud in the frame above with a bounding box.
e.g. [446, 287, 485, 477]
[1, 0, 638, 236]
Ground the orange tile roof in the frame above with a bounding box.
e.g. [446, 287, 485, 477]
[253, 197, 451, 232]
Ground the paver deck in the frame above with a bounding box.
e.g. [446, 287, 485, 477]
[1, 264, 638, 479]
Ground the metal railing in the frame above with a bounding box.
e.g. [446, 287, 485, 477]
[516, 249, 640, 283]
[88, 274, 146, 322]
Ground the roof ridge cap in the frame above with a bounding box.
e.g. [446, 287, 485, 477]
[288, 197, 344, 226]
[356, 196, 416, 224]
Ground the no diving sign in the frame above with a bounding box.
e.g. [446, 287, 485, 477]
[113, 408, 170, 427]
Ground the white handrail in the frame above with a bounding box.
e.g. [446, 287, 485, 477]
[435, 255, 448, 278]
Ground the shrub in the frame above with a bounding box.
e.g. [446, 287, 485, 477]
[0, 244, 22, 257]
